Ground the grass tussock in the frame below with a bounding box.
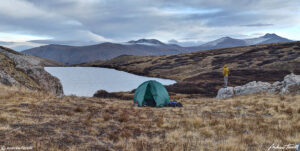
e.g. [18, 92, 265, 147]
[0, 84, 299, 150]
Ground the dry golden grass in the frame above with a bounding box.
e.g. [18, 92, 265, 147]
[0, 84, 299, 150]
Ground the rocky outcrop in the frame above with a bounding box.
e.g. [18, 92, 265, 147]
[215, 87, 234, 99]
[216, 73, 300, 99]
[280, 73, 300, 94]
[0, 46, 63, 96]
[234, 81, 271, 96]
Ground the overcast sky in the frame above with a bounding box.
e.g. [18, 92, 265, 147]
[0, 0, 299, 43]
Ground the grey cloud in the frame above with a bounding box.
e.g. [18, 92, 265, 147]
[242, 23, 274, 27]
[0, 0, 299, 42]
[0, 41, 14, 45]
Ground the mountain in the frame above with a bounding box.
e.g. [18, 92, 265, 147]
[22, 33, 293, 65]
[0, 45, 63, 95]
[23, 39, 185, 65]
[198, 37, 247, 48]
[81, 41, 300, 97]
[257, 33, 293, 44]
[187, 33, 293, 51]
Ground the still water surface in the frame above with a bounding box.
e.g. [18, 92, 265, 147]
[45, 67, 176, 97]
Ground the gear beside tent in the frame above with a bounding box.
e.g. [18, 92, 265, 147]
[134, 80, 169, 107]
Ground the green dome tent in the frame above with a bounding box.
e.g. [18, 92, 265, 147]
[134, 80, 169, 107]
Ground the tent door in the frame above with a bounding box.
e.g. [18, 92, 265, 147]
[143, 84, 156, 107]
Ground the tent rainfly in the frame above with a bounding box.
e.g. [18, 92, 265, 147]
[134, 80, 169, 107]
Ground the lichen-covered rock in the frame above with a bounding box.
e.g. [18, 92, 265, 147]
[234, 81, 271, 96]
[216, 87, 234, 99]
[0, 46, 63, 96]
[216, 73, 300, 99]
[280, 73, 300, 94]
[0, 70, 19, 86]
[296, 143, 300, 151]
[268, 81, 283, 94]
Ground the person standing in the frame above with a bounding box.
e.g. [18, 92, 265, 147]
[223, 65, 229, 88]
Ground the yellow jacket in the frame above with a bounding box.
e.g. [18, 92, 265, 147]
[223, 66, 229, 76]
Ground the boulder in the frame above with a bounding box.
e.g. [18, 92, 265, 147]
[296, 143, 300, 151]
[268, 81, 283, 94]
[216, 87, 234, 99]
[234, 81, 271, 96]
[280, 73, 300, 94]
[216, 73, 300, 99]
[25, 67, 64, 96]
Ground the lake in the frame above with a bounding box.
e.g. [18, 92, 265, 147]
[45, 67, 176, 97]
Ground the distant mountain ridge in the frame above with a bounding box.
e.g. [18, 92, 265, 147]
[23, 41, 185, 65]
[22, 33, 293, 65]
[188, 33, 293, 51]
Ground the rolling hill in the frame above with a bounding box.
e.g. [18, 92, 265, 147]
[80, 41, 300, 97]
